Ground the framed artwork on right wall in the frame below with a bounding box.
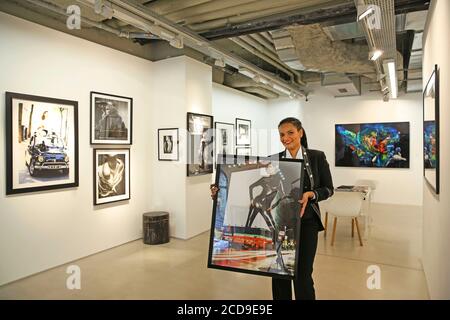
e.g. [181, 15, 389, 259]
[423, 64, 440, 194]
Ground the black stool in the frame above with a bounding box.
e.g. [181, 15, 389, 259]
[143, 211, 170, 245]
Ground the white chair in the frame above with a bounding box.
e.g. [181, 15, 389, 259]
[322, 192, 365, 246]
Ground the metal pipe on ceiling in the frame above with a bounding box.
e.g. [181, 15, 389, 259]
[146, 0, 211, 16]
[80, 0, 305, 97]
[248, 34, 277, 54]
[188, 0, 349, 32]
[260, 32, 274, 44]
[238, 35, 305, 86]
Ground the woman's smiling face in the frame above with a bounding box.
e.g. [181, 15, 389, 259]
[278, 122, 303, 151]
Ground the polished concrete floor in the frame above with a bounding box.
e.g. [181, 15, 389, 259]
[0, 203, 429, 300]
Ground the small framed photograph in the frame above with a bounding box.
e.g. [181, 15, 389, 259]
[5, 92, 79, 195]
[236, 118, 251, 146]
[158, 128, 179, 161]
[187, 112, 214, 176]
[215, 122, 234, 156]
[208, 155, 305, 279]
[236, 146, 251, 156]
[90, 92, 132, 145]
[94, 148, 130, 205]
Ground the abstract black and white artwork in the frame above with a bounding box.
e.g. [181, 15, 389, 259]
[187, 112, 214, 176]
[158, 128, 179, 161]
[236, 118, 251, 146]
[215, 122, 234, 156]
[91, 92, 132, 144]
[6, 92, 78, 195]
[94, 148, 130, 205]
[208, 155, 304, 279]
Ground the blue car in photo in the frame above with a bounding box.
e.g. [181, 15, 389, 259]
[25, 132, 69, 176]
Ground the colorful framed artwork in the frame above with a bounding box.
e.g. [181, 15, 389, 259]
[208, 155, 304, 279]
[158, 128, 179, 161]
[187, 112, 214, 176]
[5, 92, 79, 195]
[94, 148, 130, 205]
[423, 64, 440, 194]
[90, 91, 132, 145]
[335, 122, 410, 168]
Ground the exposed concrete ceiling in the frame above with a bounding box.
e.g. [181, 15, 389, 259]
[0, 0, 429, 100]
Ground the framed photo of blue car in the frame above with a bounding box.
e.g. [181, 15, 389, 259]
[5, 92, 79, 195]
[94, 148, 130, 205]
[90, 91, 133, 145]
[208, 155, 304, 279]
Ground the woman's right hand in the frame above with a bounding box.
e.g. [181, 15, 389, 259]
[210, 184, 219, 200]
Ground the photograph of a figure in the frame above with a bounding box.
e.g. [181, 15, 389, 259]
[236, 118, 251, 146]
[158, 128, 179, 161]
[215, 122, 234, 158]
[335, 122, 410, 168]
[91, 92, 132, 144]
[187, 112, 214, 176]
[94, 149, 130, 205]
[6, 92, 78, 195]
[208, 156, 304, 279]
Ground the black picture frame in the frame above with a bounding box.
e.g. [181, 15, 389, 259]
[90, 91, 133, 145]
[236, 146, 251, 156]
[215, 122, 234, 156]
[93, 148, 130, 205]
[158, 128, 179, 161]
[423, 64, 440, 194]
[208, 154, 304, 279]
[6, 92, 79, 195]
[335, 121, 410, 168]
[187, 112, 214, 177]
[235, 118, 251, 146]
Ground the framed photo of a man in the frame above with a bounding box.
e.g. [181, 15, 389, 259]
[158, 128, 179, 161]
[6, 92, 78, 195]
[236, 118, 251, 146]
[215, 122, 234, 156]
[94, 148, 130, 205]
[90, 92, 132, 145]
[208, 155, 304, 279]
[187, 112, 214, 176]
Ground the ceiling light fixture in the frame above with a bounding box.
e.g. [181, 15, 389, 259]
[383, 59, 398, 99]
[357, 7, 375, 21]
[369, 49, 384, 61]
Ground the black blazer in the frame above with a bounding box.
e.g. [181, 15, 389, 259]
[273, 148, 334, 230]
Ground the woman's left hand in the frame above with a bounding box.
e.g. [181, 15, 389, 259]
[299, 191, 315, 217]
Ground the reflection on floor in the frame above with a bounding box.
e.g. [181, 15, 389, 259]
[0, 203, 429, 300]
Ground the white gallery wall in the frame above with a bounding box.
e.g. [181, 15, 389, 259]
[301, 86, 423, 206]
[0, 13, 153, 285]
[422, 0, 450, 299]
[150, 56, 213, 240]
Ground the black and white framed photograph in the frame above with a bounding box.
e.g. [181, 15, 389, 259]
[208, 155, 304, 279]
[90, 91, 132, 145]
[94, 148, 130, 205]
[236, 146, 252, 156]
[236, 118, 251, 146]
[6, 92, 79, 195]
[215, 122, 234, 156]
[187, 112, 214, 176]
[158, 128, 179, 161]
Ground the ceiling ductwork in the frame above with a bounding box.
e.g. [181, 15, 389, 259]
[321, 74, 362, 97]
[271, 24, 375, 75]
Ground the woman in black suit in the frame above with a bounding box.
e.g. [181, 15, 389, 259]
[211, 117, 334, 300]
